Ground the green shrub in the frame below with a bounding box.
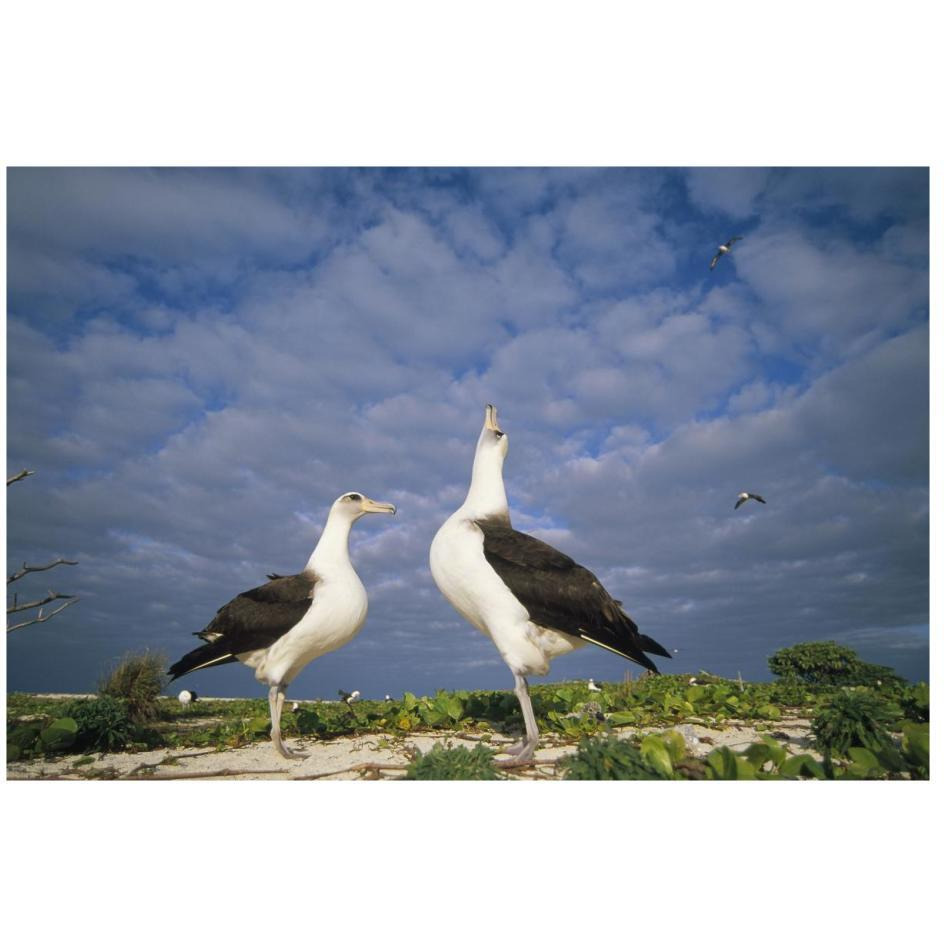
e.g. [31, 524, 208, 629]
[769, 641, 864, 685]
[811, 690, 899, 760]
[563, 736, 673, 780]
[899, 682, 930, 723]
[72, 695, 135, 753]
[99, 650, 166, 723]
[405, 743, 502, 780]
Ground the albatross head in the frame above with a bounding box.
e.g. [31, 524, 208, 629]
[332, 492, 397, 520]
[476, 403, 509, 461]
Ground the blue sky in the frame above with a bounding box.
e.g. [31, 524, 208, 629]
[5, 167, 929, 697]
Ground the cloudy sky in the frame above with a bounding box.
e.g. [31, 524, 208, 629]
[5, 167, 929, 698]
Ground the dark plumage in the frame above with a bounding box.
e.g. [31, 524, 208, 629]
[478, 519, 671, 672]
[168, 574, 317, 680]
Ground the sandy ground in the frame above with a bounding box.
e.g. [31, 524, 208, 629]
[6, 717, 818, 780]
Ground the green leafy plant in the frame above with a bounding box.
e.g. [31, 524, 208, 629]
[811, 690, 899, 761]
[405, 743, 502, 780]
[769, 641, 863, 685]
[768, 640, 903, 688]
[562, 735, 673, 780]
[99, 650, 166, 723]
[40, 717, 79, 753]
[72, 695, 135, 753]
[899, 683, 929, 723]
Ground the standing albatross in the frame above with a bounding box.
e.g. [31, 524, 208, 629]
[168, 492, 396, 758]
[430, 405, 671, 764]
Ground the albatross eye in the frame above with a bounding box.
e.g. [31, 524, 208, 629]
[494, 431, 504, 439]
[345, 493, 362, 502]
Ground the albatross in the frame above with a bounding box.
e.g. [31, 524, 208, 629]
[430, 405, 671, 764]
[710, 235, 743, 270]
[168, 492, 396, 758]
[734, 491, 766, 510]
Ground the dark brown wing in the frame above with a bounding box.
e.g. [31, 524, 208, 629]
[168, 573, 317, 679]
[477, 521, 670, 671]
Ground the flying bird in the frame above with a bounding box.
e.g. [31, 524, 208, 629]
[430, 405, 671, 764]
[168, 492, 396, 758]
[710, 235, 743, 270]
[735, 492, 766, 510]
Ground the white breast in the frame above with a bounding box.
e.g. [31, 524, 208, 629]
[241, 573, 368, 686]
[430, 514, 581, 676]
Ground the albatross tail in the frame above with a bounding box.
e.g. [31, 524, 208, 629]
[167, 641, 238, 680]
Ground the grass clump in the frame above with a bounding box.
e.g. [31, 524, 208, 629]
[405, 743, 502, 780]
[99, 650, 166, 723]
[563, 735, 673, 780]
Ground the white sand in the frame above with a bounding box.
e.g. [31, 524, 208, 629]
[6, 717, 818, 780]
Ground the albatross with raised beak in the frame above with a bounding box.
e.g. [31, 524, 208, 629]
[430, 405, 671, 764]
[168, 492, 396, 758]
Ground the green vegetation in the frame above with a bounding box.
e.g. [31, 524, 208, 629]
[768, 641, 904, 688]
[6, 641, 929, 780]
[405, 743, 502, 780]
[563, 734, 676, 780]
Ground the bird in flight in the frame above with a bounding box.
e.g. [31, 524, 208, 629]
[735, 492, 766, 510]
[710, 236, 743, 270]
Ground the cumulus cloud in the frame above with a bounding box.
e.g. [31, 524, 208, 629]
[6, 167, 928, 695]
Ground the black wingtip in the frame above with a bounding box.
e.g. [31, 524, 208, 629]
[638, 633, 673, 659]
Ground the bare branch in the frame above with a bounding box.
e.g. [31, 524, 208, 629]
[8, 558, 78, 585]
[7, 596, 79, 633]
[7, 470, 35, 486]
[8, 590, 77, 615]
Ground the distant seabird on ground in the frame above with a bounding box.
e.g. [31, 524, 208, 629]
[384, 694, 393, 702]
[735, 492, 766, 510]
[430, 405, 671, 764]
[587, 679, 602, 693]
[338, 689, 360, 705]
[168, 492, 396, 758]
[178, 690, 197, 706]
[710, 235, 743, 270]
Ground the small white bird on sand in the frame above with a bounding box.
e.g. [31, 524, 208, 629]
[710, 236, 743, 270]
[168, 492, 396, 759]
[587, 679, 603, 693]
[735, 492, 766, 510]
[178, 690, 197, 706]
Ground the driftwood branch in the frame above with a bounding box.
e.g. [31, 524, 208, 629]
[293, 761, 410, 780]
[7, 470, 35, 486]
[7, 596, 79, 633]
[8, 558, 78, 585]
[8, 590, 77, 615]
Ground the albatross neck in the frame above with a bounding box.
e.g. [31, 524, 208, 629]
[307, 511, 356, 574]
[460, 448, 510, 522]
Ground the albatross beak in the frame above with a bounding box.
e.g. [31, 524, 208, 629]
[361, 498, 397, 515]
[485, 403, 502, 433]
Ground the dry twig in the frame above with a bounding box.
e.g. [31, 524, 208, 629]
[7, 470, 35, 486]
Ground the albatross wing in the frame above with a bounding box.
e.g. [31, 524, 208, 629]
[477, 520, 670, 671]
[168, 573, 318, 679]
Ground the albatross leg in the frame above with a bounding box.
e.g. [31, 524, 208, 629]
[269, 683, 308, 759]
[498, 673, 540, 766]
